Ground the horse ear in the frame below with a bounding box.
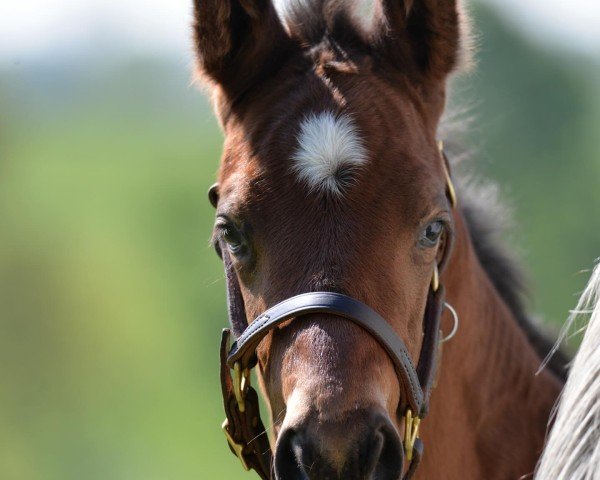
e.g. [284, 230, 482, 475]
[193, 0, 292, 98]
[378, 0, 470, 81]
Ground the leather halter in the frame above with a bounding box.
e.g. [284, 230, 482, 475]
[216, 144, 457, 479]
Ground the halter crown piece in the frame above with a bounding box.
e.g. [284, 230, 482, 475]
[214, 143, 458, 479]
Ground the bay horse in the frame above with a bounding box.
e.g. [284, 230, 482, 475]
[192, 0, 566, 478]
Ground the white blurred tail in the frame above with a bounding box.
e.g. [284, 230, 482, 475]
[536, 262, 600, 480]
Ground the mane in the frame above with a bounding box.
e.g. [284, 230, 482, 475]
[535, 262, 600, 479]
[445, 139, 570, 381]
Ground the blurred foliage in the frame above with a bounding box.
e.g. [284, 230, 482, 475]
[452, 6, 600, 321]
[0, 3, 598, 480]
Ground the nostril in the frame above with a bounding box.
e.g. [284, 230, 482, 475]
[370, 419, 403, 480]
[274, 429, 309, 480]
[362, 428, 385, 477]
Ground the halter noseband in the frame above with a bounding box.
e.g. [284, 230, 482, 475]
[215, 143, 458, 480]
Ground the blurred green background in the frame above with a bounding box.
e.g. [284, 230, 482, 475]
[1, 2, 599, 479]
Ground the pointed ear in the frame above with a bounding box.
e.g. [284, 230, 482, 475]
[378, 0, 470, 81]
[193, 0, 293, 99]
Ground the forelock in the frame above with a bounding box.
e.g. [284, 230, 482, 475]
[273, 0, 380, 42]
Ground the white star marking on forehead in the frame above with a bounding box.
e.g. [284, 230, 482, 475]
[292, 111, 368, 196]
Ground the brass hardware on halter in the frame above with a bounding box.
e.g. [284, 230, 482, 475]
[404, 408, 421, 462]
[233, 362, 251, 413]
[431, 265, 440, 292]
[222, 419, 250, 471]
[437, 140, 457, 208]
[443, 164, 457, 208]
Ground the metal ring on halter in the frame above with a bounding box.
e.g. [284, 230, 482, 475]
[440, 302, 459, 343]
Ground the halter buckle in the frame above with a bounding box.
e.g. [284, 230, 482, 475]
[232, 362, 251, 413]
[222, 418, 250, 471]
[404, 408, 421, 462]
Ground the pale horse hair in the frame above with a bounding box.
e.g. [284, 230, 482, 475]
[536, 261, 600, 480]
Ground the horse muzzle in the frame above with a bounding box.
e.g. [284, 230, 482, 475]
[274, 409, 403, 480]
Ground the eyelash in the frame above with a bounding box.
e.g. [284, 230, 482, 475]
[214, 220, 246, 255]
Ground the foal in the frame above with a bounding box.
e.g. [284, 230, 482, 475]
[193, 0, 563, 478]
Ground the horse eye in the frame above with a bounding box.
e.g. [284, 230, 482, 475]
[420, 221, 444, 248]
[216, 221, 246, 255]
[224, 228, 244, 252]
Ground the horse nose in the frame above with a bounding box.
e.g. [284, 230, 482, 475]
[274, 412, 402, 480]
